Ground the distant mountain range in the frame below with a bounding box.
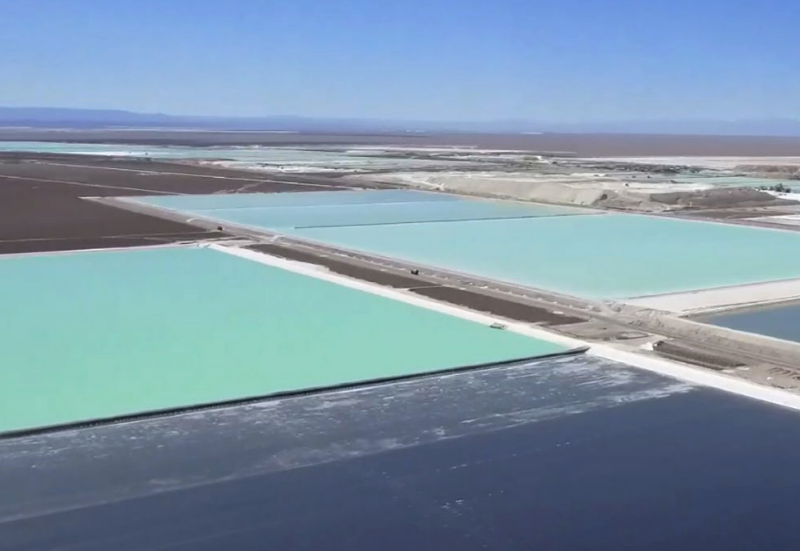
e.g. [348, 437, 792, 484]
[2, 107, 800, 136]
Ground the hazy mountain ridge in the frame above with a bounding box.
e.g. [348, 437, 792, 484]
[1, 107, 800, 136]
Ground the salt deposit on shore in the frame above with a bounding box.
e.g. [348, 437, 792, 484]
[585, 156, 800, 170]
[623, 278, 800, 314]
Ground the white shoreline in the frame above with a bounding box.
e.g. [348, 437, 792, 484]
[624, 277, 800, 314]
[582, 156, 800, 169]
[0, 242, 184, 260]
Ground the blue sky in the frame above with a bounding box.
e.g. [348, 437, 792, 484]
[1, 0, 798, 121]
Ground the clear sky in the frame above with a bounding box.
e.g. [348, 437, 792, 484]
[1, 0, 798, 122]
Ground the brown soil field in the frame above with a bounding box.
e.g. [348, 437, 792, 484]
[0, 154, 364, 254]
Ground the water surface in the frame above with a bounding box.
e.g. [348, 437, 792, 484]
[134, 191, 800, 299]
[0, 246, 565, 434]
[704, 302, 800, 343]
[134, 189, 588, 229]
[289, 214, 800, 299]
[3, 355, 800, 550]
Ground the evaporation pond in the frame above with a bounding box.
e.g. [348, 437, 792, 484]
[703, 302, 800, 344]
[136, 189, 461, 211]
[133, 191, 800, 299]
[131, 189, 587, 228]
[0, 246, 567, 434]
[287, 214, 800, 299]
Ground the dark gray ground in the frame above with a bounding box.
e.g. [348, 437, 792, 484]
[0, 154, 364, 254]
[250, 243, 586, 326]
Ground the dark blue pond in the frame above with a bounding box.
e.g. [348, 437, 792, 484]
[2, 355, 799, 551]
[704, 301, 800, 344]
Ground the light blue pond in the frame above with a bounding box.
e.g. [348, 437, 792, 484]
[131, 190, 590, 229]
[135, 189, 459, 211]
[198, 201, 578, 229]
[130, 190, 800, 300]
[288, 214, 800, 299]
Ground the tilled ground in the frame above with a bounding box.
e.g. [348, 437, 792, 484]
[0, 155, 368, 254]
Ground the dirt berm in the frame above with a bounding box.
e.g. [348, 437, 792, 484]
[378, 175, 796, 212]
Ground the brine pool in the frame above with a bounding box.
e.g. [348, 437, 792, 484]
[128, 190, 800, 300]
[0, 245, 568, 435]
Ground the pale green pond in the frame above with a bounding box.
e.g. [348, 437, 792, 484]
[0, 246, 567, 434]
[132, 191, 800, 300]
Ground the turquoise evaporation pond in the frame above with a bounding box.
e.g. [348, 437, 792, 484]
[285, 214, 800, 300]
[133, 190, 590, 229]
[132, 190, 800, 299]
[138, 189, 461, 211]
[0, 246, 567, 434]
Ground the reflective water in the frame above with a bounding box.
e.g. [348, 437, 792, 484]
[3, 355, 800, 550]
[133, 189, 588, 229]
[289, 214, 800, 299]
[133, 191, 800, 299]
[0, 246, 566, 434]
[704, 302, 800, 343]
